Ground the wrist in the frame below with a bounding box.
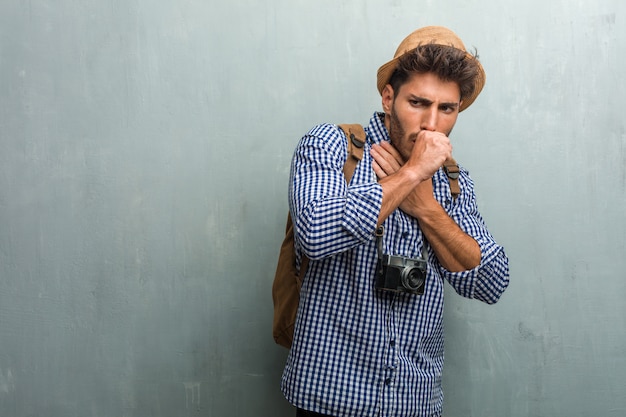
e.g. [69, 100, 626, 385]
[399, 163, 428, 186]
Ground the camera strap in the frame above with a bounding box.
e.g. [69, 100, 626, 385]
[374, 225, 429, 261]
[375, 226, 384, 260]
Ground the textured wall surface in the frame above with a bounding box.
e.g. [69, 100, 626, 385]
[0, 1, 624, 416]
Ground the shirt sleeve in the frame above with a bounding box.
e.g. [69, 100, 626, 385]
[435, 168, 510, 304]
[289, 124, 383, 260]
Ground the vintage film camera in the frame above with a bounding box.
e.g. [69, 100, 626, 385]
[375, 253, 427, 295]
[374, 226, 428, 295]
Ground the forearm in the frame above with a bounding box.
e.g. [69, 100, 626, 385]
[293, 185, 382, 259]
[414, 201, 481, 272]
[290, 125, 382, 259]
[376, 166, 423, 226]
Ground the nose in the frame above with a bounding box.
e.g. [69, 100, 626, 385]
[420, 107, 438, 131]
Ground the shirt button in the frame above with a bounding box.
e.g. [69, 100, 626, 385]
[390, 340, 395, 347]
[401, 232, 409, 238]
[385, 378, 392, 386]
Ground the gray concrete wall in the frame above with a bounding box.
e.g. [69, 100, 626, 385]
[0, 1, 624, 416]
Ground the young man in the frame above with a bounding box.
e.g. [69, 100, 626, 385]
[282, 26, 510, 417]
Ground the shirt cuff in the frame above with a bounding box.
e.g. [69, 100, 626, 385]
[439, 236, 510, 304]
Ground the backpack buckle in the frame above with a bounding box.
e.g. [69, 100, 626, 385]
[444, 163, 459, 180]
[350, 133, 365, 148]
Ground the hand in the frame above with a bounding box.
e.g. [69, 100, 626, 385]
[371, 141, 404, 180]
[404, 130, 452, 181]
[371, 137, 440, 218]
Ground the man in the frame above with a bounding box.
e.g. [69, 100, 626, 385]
[282, 26, 510, 417]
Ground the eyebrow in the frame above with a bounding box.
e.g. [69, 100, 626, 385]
[409, 95, 460, 109]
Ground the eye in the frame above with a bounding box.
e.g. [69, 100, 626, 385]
[440, 105, 456, 114]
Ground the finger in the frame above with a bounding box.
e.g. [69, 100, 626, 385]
[371, 147, 400, 176]
[372, 144, 402, 172]
[372, 160, 387, 179]
[379, 141, 405, 165]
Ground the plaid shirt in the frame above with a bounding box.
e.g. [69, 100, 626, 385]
[281, 112, 509, 417]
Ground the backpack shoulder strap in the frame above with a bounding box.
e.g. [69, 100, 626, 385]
[443, 156, 460, 200]
[338, 124, 366, 184]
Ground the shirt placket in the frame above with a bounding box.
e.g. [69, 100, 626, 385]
[379, 290, 399, 417]
[380, 217, 414, 416]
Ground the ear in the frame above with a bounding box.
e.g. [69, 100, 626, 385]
[381, 84, 394, 114]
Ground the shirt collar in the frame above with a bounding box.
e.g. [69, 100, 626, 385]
[366, 112, 389, 145]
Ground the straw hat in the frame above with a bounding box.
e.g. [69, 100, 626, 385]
[376, 26, 486, 112]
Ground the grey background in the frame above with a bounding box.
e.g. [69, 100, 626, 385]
[1, 0, 624, 416]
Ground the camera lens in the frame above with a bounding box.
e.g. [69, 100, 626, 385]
[401, 267, 425, 291]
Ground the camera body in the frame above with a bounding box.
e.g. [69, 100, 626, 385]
[375, 254, 427, 295]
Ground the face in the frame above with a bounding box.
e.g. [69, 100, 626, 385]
[382, 72, 461, 161]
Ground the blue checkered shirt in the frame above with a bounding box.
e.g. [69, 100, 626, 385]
[281, 112, 509, 417]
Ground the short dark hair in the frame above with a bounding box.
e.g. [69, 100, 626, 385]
[388, 43, 480, 102]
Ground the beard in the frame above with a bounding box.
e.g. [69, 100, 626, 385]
[387, 106, 417, 162]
